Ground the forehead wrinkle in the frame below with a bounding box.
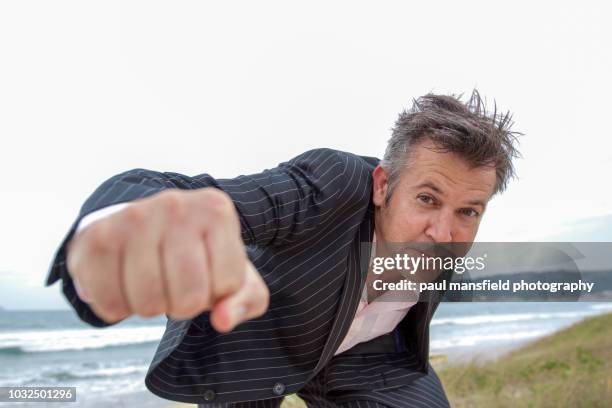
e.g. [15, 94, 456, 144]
[410, 168, 494, 204]
[401, 145, 496, 197]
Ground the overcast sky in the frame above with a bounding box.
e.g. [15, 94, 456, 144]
[1, 1, 611, 310]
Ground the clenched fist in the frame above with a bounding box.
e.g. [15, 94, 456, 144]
[66, 188, 270, 332]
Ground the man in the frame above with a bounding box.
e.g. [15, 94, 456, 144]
[45, 90, 520, 407]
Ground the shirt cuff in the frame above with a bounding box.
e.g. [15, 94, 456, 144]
[76, 202, 130, 233]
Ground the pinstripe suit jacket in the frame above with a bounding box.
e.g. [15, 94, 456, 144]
[45, 148, 443, 405]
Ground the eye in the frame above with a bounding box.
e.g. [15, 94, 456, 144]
[417, 194, 436, 205]
[460, 208, 480, 217]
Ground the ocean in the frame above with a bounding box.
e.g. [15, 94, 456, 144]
[1, 302, 611, 407]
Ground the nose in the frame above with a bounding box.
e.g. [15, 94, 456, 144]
[425, 210, 453, 243]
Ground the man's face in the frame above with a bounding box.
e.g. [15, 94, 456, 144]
[372, 139, 497, 245]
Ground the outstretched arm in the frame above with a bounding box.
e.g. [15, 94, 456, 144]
[45, 148, 368, 328]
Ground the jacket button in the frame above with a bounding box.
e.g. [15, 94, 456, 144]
[272, 382, 285, 395]
[203, 389, 216, 401]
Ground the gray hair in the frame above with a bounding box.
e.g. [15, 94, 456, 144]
[380, 89, 522, 205]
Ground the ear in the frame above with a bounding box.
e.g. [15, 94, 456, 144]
[372, 165, 389, 207]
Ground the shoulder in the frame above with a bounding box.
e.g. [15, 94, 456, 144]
[281, 148, 378, 207]
[283, 148, 380, 177]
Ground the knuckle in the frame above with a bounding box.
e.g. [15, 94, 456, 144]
[203, 188, 234, 218]
[123, 204, 147, 228]
[160, 191, 188, 222]
[83, 223, 114, 252]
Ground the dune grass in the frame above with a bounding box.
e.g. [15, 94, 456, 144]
[437, 312, 612, 407]
[175, 313, 612, 407]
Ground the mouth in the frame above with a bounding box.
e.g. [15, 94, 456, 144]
[399, 244, 438, 259]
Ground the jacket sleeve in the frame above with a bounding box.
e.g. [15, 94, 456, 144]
[44, 148, 370, 327]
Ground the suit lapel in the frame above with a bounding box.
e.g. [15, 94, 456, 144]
[307, 202, 375, 378]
